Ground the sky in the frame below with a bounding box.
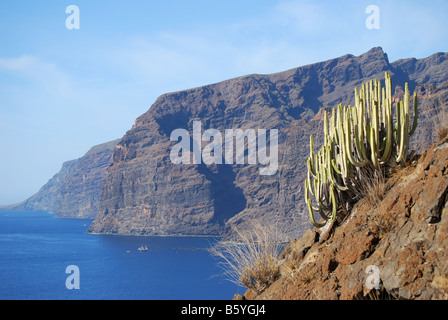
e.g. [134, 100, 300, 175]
[0, 0, 447, 205]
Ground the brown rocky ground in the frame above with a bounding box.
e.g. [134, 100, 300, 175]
[242, 136, 448, 300]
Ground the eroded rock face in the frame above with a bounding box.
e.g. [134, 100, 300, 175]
[245, 138, 448, 300]
[5, 140, 119, 219]
[88, 47, 448, 239]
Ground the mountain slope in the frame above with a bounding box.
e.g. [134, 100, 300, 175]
[243, 136, 448, 300]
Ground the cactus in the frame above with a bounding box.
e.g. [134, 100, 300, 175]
[305, 72, 418, 228]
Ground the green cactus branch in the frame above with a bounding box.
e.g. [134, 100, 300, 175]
[304, 72, 418, 228]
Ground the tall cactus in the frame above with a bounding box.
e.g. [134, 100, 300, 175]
[305, 72, 418, 228]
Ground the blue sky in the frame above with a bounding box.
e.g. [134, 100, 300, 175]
[0, 0, 447, 205]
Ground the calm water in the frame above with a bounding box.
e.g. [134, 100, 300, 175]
[0, 211, 242, 300]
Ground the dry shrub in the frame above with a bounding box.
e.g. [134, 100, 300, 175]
[282, 258, 317, 286]
[356, 287, 400, 300]
[295, 265, 317, 285]
[209, 221, 282, 294]
[363, 170, 387, 208]
[432, 275, 448, 290]
[432, 98, 448, 143]
[354, 167, 397, 237]
[369, 209, 396, 237]
[438, 127, 448, 142]
[352, 166, 388, 209]
[431, 275, 448, 299]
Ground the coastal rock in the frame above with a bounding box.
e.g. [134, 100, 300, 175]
[5, 140, 119, 219]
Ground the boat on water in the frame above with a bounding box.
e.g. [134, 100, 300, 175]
[138, 245, 149, 252]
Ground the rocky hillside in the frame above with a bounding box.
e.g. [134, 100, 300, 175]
[88, 47, 448, 239]
[4, 140, 119, 219]
[242, 136, 448, 300]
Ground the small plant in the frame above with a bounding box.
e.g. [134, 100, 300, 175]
[435, 98, 448, 142]
[305, 72, 418, 228]
[296, 265, 317, 285]
[209, 221, 282, 294]
[355, 167, 387, 208]
[439, 127, 448, 141]
[283, 258, 317, 286]
[432, 275, 448, 290]
[356, 287, 400, 300]
[369, 208, 396, 237]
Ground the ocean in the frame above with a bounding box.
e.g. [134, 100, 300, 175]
[0, 211, 242, 300]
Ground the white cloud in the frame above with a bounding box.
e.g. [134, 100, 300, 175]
[107, 29, 318, 94]
[0, 55, 73, 98]
[274, 1, 334, 35]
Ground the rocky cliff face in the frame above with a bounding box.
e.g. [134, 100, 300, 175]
[6, 140, 119, 219]
[243, 136, 448, 300]
[88, 47, 448, 239]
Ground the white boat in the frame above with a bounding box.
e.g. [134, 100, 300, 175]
[138, 245, 148, 252]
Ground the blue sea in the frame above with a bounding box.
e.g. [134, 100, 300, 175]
[0, 211, 242, 300]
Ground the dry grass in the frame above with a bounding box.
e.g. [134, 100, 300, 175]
[209, 221, 282, 294]
[438, 127, 448, 142]
[295, 265, 317, 285]
[351, 165, 398, 237]
[352, 166, 388, 209]
[431, 275, 448, 299]
[356, 288, 400, 300]
[432, 98, 448, 143]
[432, 275, 448, 290]
[282, 258, 317, 286]
[369, 209, 396, 237]
[363, 170, 387, 208]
